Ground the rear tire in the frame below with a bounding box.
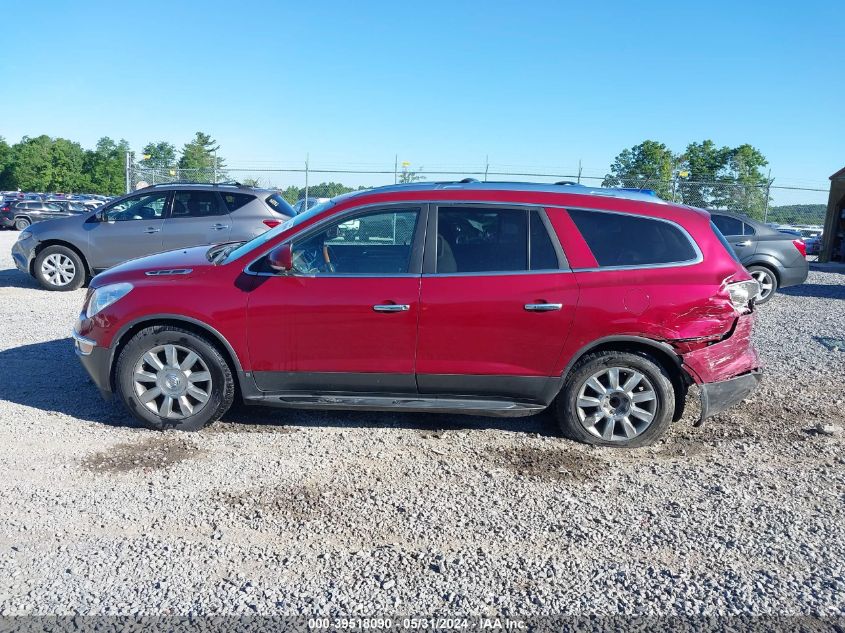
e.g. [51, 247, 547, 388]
[14, 217, 31, 230]
[33, 245, 86, 291]
[747, 265, 778, 304]
[115, 326, 234, 431]
[555, 351, 675, 447]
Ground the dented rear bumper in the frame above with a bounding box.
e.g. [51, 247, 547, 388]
[675, 313, 762, 423]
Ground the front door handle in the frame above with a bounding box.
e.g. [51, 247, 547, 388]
[211, 223, 229, 230]
[734, 240, 752, 247]
[144, 227, 161, 234]
[373, 304, 410, 313]
[524, 303, 563, 312]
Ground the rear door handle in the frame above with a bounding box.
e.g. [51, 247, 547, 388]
[373, 304, 410, 313]
[144, 227, 161, 234]
[211, 223, 229, 230]
[524, 303, 563, 312]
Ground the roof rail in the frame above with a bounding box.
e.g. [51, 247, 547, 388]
[144, 181, 244, 188]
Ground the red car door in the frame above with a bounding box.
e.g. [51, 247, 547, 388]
[245, 205, 426, 393]
[415, 205, 579, 401]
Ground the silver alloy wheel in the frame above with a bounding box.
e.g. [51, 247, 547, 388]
[132, 344, 212, 420]
[576, 366, 657, 442]
[750, 269, 774, 301]
[40, 253, 76, 287]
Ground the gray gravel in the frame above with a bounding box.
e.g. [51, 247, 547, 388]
[0, 229, 843, 619]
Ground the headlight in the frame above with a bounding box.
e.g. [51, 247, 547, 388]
[86, 282, 133, 318]
[726, 280, 760, 313]
[18, 230, 32, 241]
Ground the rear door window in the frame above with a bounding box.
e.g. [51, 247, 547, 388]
[568, 209, 698, 267]
[742, 222, 756, 236]
[711, 214, 744, 236]
[170, 191, 224, 218]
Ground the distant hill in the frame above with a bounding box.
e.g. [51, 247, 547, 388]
[767, 204, 826, 225]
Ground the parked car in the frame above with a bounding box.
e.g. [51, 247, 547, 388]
[70, 181, 762, 447]
[46, 200, 90, 214]
[1, 200, 78, 230]
[292, 197, 330, 214]
[11, 183, 295, 291]
[805, 234, 823, 256]
[709, 211, 809, 304]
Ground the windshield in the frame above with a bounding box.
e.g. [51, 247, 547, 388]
[220, 198, 336, 264]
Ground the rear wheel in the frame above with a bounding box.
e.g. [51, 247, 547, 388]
[115, 326, 234, 431]
[14, 217, 31, 230]
[747, 265, 778, 304]
[33, 245, 85, 291]
[555, 351, 675, 447]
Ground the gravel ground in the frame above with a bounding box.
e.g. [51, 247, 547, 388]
[0, 229, 843, 621]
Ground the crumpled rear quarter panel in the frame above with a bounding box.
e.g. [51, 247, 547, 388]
[680, 314, 759, 384]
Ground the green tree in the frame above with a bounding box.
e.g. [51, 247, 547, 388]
[140, 141, 177, 169]
[297, 181, 356, 199]
[398, 164, 425, 183]
[0, 137, 12, 189]
[85, 137, 130, 195]
[280, 185, 300, 205]
[717, 144, 769, 217]
[8, 135, 54, 191]
[602, 140, 677, 199]
[178, 132, 225, 182]
[677, 140, 732, 207]
[50, 138, 88, 192]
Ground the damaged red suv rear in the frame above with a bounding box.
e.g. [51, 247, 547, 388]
[72, 181, 761, 447]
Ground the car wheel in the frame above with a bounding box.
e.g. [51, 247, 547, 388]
[555, 351, 675, 448]
[14, 217, 31, 230]
[115, 326, 235, 431]
[33, 245, 86, 291]
[747, 265, 778, 304]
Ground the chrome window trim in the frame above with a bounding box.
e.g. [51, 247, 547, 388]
[243, 201, 426, 278]
[565, 206, 703, 271]
[422, 269, 572, 278]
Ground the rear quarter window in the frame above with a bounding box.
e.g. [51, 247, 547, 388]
[568, 209, 698, 268]
[265, 193, 295, 217]
[221, 192, 255, 212]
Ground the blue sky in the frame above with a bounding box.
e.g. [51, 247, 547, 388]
[0, 0, 840, 203]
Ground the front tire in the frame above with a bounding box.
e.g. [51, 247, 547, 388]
[33, 245, 86, 291]
[555, 351, 675, 447]
[115, 326, 234, 431]
[747, 265, 778, 304]
[14, 217, 31, 230]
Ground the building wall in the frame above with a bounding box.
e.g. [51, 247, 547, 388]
[820, 177, 845, 262]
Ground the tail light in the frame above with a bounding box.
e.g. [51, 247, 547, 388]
[792, 239, 806, 257]
[263, 219, 281, 228]
[726, 279, 760, 314]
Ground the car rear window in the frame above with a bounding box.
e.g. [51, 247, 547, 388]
[568, 209, 698, 268]
[265, 193, 295, 217]
[221, 192, 254, 212]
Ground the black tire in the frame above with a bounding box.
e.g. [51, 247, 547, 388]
[115, 326, 234, 431]
[555, 351, 675, 448]
[747, 265, 778, 305]
[33, 245, 86, 291]
[14, 217, 31, 230]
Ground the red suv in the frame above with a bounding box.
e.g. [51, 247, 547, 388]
[72, 181, 761, 447]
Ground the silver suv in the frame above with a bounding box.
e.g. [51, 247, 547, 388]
[11, 183, 295, 291]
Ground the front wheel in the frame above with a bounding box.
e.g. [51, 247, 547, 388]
[14, 217, 31, 230]
[555, 351, 675, 447]
[116, 326, 235, 431]
[33, 245, 86, 291]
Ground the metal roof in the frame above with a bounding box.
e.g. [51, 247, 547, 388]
[344, 180, 667, 204]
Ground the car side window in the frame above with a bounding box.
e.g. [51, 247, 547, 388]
[291, 208, 419, 275]
[171, 191, 223, 218]
[436, 207, 528, 273]
[103, 192, 169, 222]
[568, 209, 698, 267]
[711, 214, 743, 236]
[221, 192, 255, 212]
[742, 222, 756, 236]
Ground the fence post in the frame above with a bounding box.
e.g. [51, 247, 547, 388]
[762, 176, 773, 224]
[125, 151, 131, 194]
[394, 155, 398, 184]
[305, 154, 309, 202]
[484, 155, 489, 182]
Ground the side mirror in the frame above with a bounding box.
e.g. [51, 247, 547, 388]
[267, 243, 293, 273]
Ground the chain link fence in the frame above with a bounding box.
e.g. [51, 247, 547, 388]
[127, 158, 827, 229]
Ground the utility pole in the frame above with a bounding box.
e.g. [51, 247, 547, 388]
[212, 150, 218, 184]
[125, 151, 132, 193]
[577, 160, 582, 184]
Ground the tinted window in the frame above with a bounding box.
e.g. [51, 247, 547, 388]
[437, 207, 528, 273]
[103, 192, 169, 222]
[711, 214, 744, 236]
[221, 192, 254, 212]
[711, 221, 740, 263]
[291, 209, 419, 275]
[569, 209, 698, 267]
[171, 191, 222, 218]
[265, 193, 295, 217]
[742, 222, 756, 236]
[529, 210, 559, 270]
